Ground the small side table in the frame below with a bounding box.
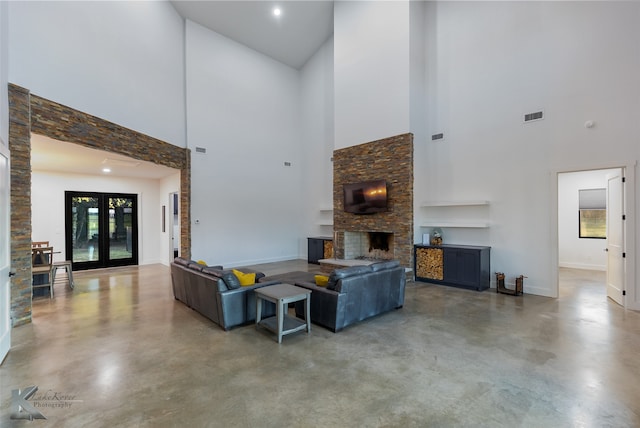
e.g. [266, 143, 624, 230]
[255, 283, 311, 343]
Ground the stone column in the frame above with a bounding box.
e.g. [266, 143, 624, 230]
[8, 84, 32, 326]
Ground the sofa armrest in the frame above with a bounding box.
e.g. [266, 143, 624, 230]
[294, 281, 342, 296]
[293, 281, 346, 332]
[216, 281, 280, 330]
[219, 280, 280, 297]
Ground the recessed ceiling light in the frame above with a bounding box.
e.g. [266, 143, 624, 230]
[102, 168, 111, 173]
[273, 7, 281, 17]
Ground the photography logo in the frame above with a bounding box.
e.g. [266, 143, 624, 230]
[11, 385, 82, 421]
[11, 386, 46, 420]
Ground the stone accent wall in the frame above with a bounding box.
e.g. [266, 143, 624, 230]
[8, 85, 32, 326]
[333, 133, 414, 268]
[30, 95, 187, 170]
[8, 84, 191, 326]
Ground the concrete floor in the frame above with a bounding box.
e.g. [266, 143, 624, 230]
[2, 262, 639, 427]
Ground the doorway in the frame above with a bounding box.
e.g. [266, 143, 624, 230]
[557, 168, 624, 305]
[1, 143, 10, 363]
[65, 191, 138, 270]
[170, 192, 180, 260]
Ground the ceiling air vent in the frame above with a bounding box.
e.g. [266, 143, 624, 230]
[431, 133, 444, 141]
[195, 147, 206, 154]
[524, 110, 544, 123]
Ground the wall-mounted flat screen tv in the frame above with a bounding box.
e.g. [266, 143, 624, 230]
[343, 180, 388, 214]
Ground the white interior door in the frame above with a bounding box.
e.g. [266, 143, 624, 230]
[606, 171, 625, 306]
[0, 142, 10, 364]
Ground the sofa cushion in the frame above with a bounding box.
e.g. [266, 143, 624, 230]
[188, 262, 204, 272]
[199, 267, 229, 291]
[220, 271, 241, 289]
[174, 257, 190, 267]
[232, 269, 256, 286]
[327, 265, 373, 290]
[369, 260, 400, 272]
[201, 266, 223, 277]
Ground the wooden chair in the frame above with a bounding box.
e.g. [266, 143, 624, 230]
[32, 241, 50, 248]
[32, 246, 55, 298]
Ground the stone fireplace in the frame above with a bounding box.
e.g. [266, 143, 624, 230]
[331, 134, 414, 268]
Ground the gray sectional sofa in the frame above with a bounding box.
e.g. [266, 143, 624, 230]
[170, 258, 277, 330]
[261, 260, 406, 332]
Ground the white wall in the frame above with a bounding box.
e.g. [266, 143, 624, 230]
[417, 1, 640, 297]
[8, 1, 186, 147]
[0, 1, 8, 147]
[409, 0, 427, 146]
[185, 20, 303, 267]
[558, 169, 620, 271]
[334, 1, 411, 149]
[31, 171, 172, 266]
[300, 37, 335, 257]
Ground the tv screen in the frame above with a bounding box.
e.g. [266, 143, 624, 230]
[343, 180, 388, 214]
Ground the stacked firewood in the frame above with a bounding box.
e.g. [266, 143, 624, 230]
[324, 241, 334, 259]
[416, 247, 443, 280]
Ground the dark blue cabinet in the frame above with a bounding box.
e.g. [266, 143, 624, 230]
[308, 237, 333, 264]
[414, 244, 490, 291]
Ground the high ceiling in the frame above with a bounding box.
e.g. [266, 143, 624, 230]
[170, 1, 334, 69]
[32, 1, 335, 178]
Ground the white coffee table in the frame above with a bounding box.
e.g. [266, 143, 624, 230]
[255, 283, 311, 343]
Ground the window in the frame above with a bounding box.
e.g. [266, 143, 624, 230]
[579, 188, 606, 239]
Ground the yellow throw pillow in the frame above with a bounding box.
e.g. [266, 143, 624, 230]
[196, 260, 207, 266]
[315, 275, 329, 287]
[232, 269, 256, 286]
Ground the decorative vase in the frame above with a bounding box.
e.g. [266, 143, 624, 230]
[430, 228, 443, 246]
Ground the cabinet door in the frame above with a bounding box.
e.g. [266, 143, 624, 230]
[307, 239, 324, 264]
[443, 249, 480, 287]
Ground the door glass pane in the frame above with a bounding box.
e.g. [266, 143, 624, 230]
[109, 197, 133, 260]
[71, 197, 100, 262]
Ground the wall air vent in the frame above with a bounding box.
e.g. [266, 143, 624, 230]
[195, 147, 206, 154]
[431, 133, 444, 141]
[524, 110, 544, 123]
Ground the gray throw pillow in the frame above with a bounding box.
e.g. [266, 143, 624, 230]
[220, 271, 241, 290]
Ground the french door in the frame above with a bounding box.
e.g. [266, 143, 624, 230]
[65, 192, 138, 270]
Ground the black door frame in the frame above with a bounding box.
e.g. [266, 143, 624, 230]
[65, 191, 139, 271]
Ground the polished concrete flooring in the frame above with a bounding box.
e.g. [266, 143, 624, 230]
[2, 263, 639, 427]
